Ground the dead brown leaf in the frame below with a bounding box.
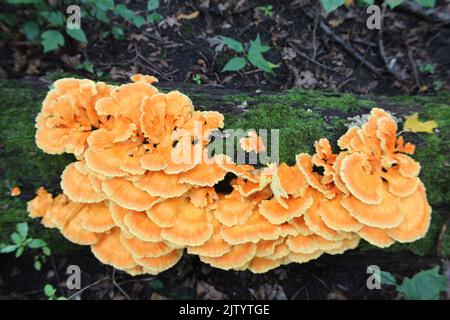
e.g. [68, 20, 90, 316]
[196, 281, 228, 300]
[177, 11, 199, 21]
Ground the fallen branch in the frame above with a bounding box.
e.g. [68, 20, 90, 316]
[398, 0, 450, 26]
[303, 9, 383, 77]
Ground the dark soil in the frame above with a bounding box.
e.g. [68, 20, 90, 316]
[1, 0, 449, 94]
[0, 248, 441, 300]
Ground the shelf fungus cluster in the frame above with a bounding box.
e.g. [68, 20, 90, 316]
[27, 75, 431, 275]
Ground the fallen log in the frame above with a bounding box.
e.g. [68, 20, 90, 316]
[0, 76, 448, 259]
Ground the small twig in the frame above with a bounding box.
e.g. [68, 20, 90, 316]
[379, 1, 402, 81]
[111, 269, 131, 300]
[398, 1, 450, 26]
[287, 41, 335, 71]
[312, 9, 319, 62]
[66, 276, 110, 300]
[404, 37, 420, 90]
[436, 218, 449, 257]
[303, 10, 383, 77]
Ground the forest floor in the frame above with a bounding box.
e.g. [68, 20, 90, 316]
[0, 0, 449, 300]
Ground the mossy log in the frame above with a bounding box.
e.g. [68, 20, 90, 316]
[0, 77, 448, 258]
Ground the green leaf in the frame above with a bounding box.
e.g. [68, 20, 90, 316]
[34, 260, 42, 271]
[222, 57, 247, 72]
[41, 11, 65, 26]
[41, 30, 65, 52]
[380, 271, 397, 286]
[17, 223, 28, 239]
[397, 266, 448, 300]
[415, 0, 436, 8]
[23, 21, 40, 42]
[15, 246, 24, 257]
[56, 296, 68, 300]
[247, 36, 277, 73]
[95, 9, 110, 23]
[66, 28, 88, 43]
[94, 0, 115, 11]
[28, 239, 47, 249]
[219, 36, 244, 53]
[0, 244, 18, 253]
[149, 279, 164, 289]
[387, 0, 404, 9]
[0, 13, 17, 27]
[114, 4, 135, 21]
[320, 0, 345, 13]
[147, 12, 163, 23]
[147, 0, 159, 11]
[7, 0, 43, 4]
[44, 284, 56, 297]
[249, 34, 270, 53]
[42, 246, 52, 256]
[132, 15, 146, 27]
[11, 232, 22, 245]
[112, 26, 124, 39]
[76, 61, 94, 73]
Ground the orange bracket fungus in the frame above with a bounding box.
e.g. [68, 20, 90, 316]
[27, 75, 432, 275]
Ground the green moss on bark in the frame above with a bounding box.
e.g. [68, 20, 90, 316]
[0, 80, 448, 257]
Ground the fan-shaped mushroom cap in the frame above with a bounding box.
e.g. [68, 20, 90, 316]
[140, 152, 168, 171]
[220, 211, 280, 245]
[255, 239, 283, 257]
[386, 183, 431, 242]
[187, 217, 231, 257]
[325, 236, 360, 255]
[95, 81, 158, 124]
[85, 129, 140, 177]
[178, 159, 227, 187]
[284, 250, 323, 264]
[91, 228, 137, 270]
[131, 74, 159, 84]
[27, 187, 54, 218]
[286, 234, 320, 254]
[318, 195, 363, 232]
[289, 216, 314, 236]
[273, 163, 308, 197]
[61, 163, 105, 203]
[248, 257, 281, 273]
[340, 153, 384, 204]
[278, 222, 301, 237]
[215, 154, 259, 183]
[395, 153, 421, 178]
[123, 211, 163, 242]
[381, 168, 420, 197]
[213, 191, 255, 227]
[108, 202, 132, 235]
[60, 206, 101, 245]
[120, 234, 172, 258]
[231, 178, 265, 197]
[358, 226, 394, 248]
[296, 153, 334, 199]
[265, 242, 290, 260]
[146, 197, 180, 228]
[331, 152, 350, 194]
[160, 198, 213, 246]
[187, 187, 217, 208]
[341, 185, 403, 228]
[81, 202, 115, 232]
[135, 249, 183, 275]
[133, 171, 190, 198]
[102, 178, 161, 211]
[259, 195, 313, 225]
[302, 190, 348, 240]
[200, 243, 256, 270]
